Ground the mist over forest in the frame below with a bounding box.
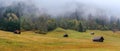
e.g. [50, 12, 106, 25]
[0, 0, 120, 33]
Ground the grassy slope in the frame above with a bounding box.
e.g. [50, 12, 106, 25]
[0, 28, 120, 51]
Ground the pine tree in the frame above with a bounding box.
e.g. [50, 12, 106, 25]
[78, 22, 84, 32]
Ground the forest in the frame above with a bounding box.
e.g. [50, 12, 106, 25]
[0, 2, 120, 34]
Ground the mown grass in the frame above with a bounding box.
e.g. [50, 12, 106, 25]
[0, 28, 120, 51]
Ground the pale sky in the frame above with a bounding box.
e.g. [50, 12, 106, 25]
[32, 0, 120, 16]
[0, 0, 120, 16]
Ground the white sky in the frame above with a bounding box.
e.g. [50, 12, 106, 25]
[31, 0, 120, 16]
[1, 0, 120, 16]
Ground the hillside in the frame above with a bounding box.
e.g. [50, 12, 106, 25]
[0, 28, 120, 51]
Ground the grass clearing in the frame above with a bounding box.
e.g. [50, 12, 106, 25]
[0, 28, 120, 51]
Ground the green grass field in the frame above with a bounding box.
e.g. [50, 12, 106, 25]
[0, 28, 120, 51]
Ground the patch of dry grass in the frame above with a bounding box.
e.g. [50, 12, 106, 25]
[0, 28, 120, 51]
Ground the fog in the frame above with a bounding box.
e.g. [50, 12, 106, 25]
[0, 0, 120, 17]
[32, 0, 120, 17]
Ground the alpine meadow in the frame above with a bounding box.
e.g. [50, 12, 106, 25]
[0, 0, 120, 51]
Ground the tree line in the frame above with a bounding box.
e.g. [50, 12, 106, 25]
[0, 2, 120, 34]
